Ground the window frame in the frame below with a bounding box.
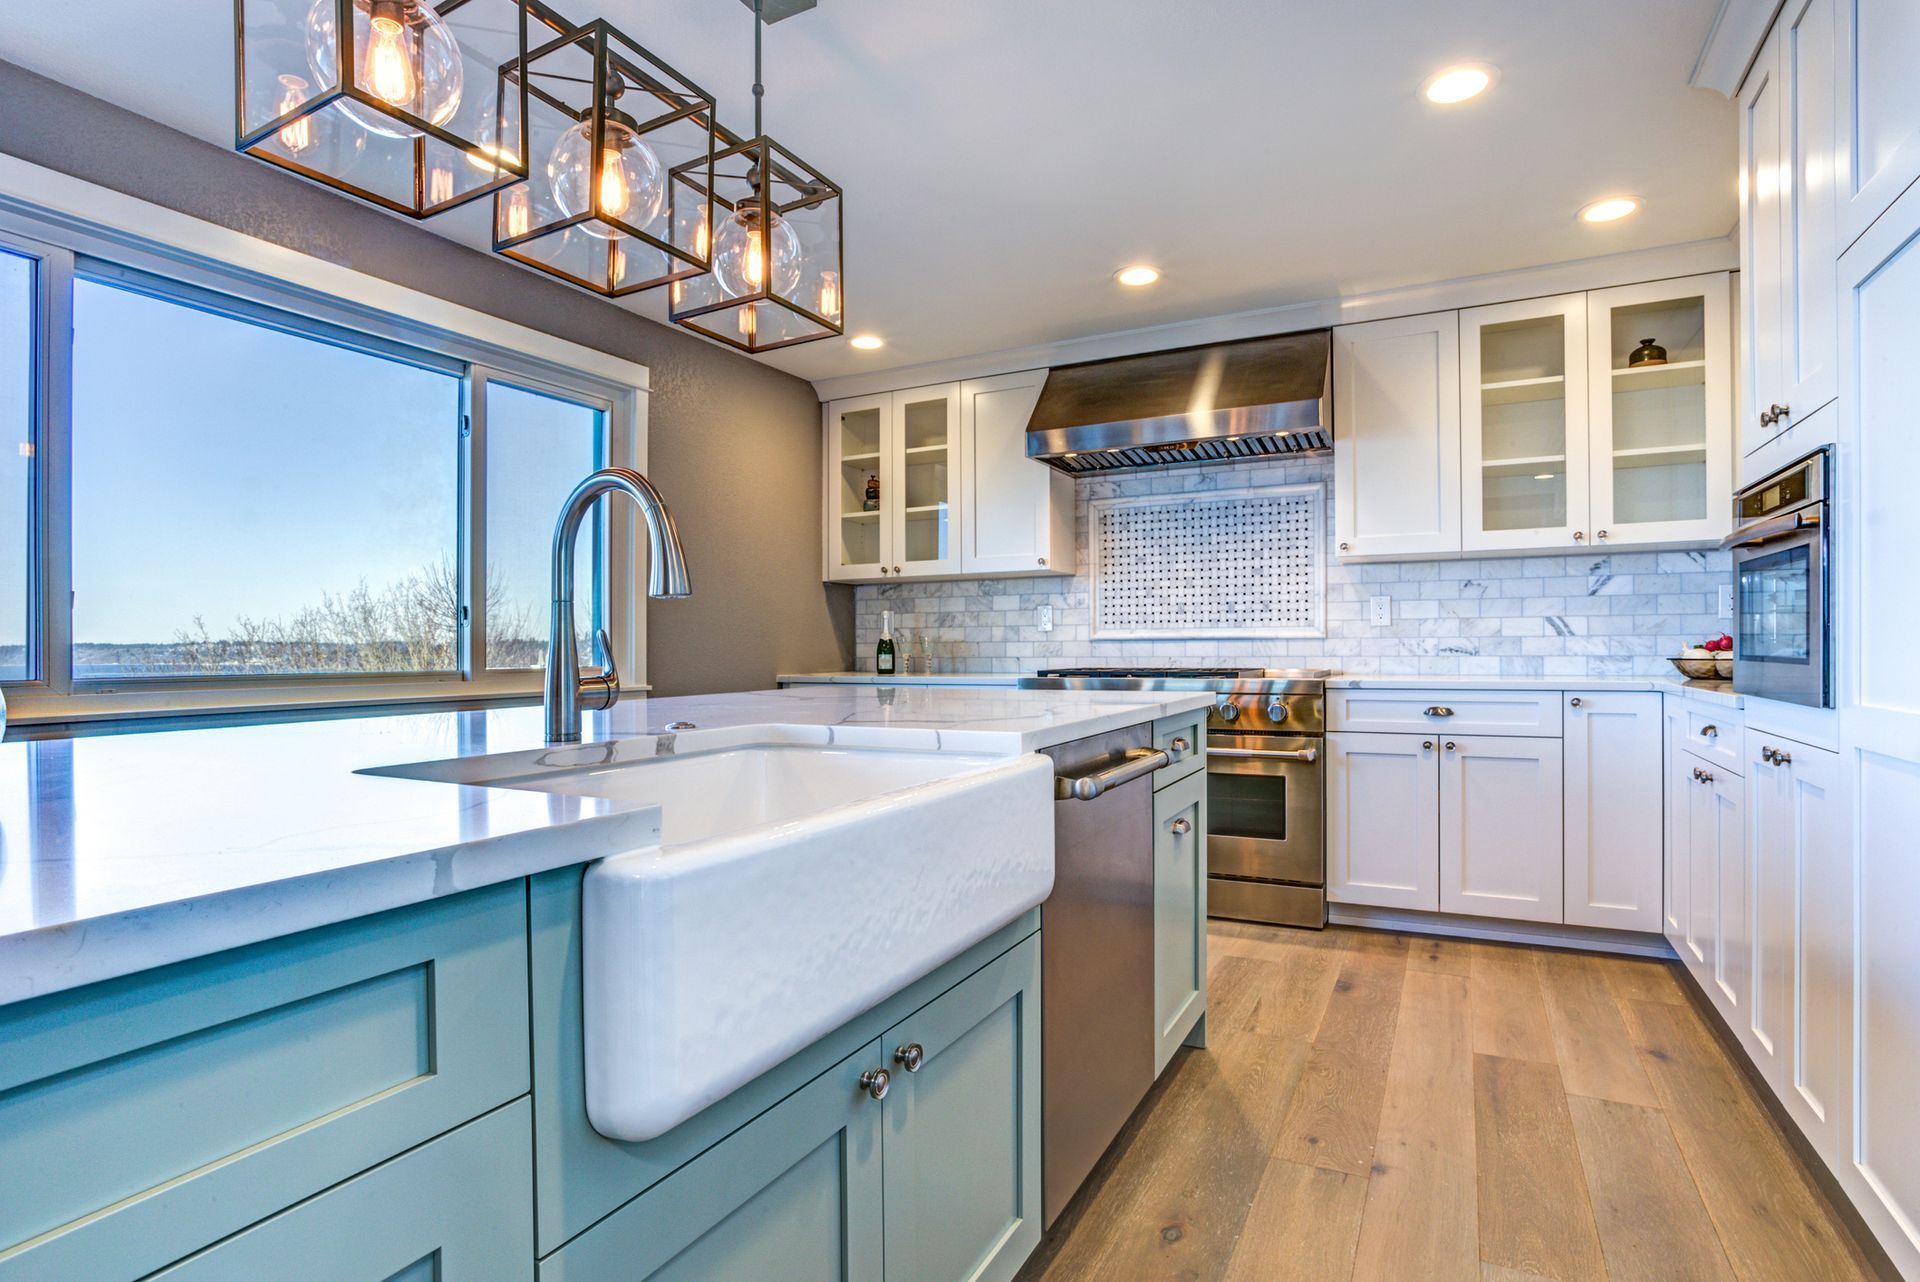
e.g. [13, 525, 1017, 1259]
[0, 181, 649, 728]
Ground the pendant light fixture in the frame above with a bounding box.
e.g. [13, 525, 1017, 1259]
[669, 0, 844, 353]
[492, 19, 719, 297]
[235, 0, 535, 218]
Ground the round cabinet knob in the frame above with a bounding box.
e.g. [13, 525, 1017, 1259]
[880, 566, 890, 575]
[894, 1043, 925, 1073]
[894, 565, 903, 574]
[1171, 817, 1193, 836]
[860, 1067, 891, 1100]
[1702, 770, 1715, 783]
[1445, 740, 1458, 752]
[1217, 702, 1241, 722]
[1770, 403, 1791, 424]
[1701, 724, 1719, 738]
[1171, 736, 1191, 753]
[1422, 740, 1434, 751]
[1038, 557, 1047, 566]
[1597, 530, 1609, 541]
[1339, 542, 1350, 552]
[1569, 697, 1582, 708]
[1574, 531, 1586, 543]
[1774, 750, 1793, 767]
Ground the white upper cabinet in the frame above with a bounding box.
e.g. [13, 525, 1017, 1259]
[823, 376, 1072, 584]
[957, 371, 1074, 578]
[1333, 313, 1462, 560]
[1460, 294, 1592, 551]
[1585, 275, 1734, 548]
[1742, 0, 1840, 472]
[1836, 0, 1920, 248]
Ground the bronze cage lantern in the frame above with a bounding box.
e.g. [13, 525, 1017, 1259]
[491, 20, 718, 298]
[235, 0, 537, 218]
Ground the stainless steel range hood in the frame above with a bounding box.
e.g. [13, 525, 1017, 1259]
[1024, 330, 1331, 474]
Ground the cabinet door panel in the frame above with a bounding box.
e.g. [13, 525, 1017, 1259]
[1460, 294, 1591, 552]
[882, 936, 1042, 1282]
[1564, 693, 1664, 932]
[1782, 0, 1840, 423]
[1685, 761, 1724, 990]
[1746, 731, 1795, 1088]
[1439, 735, 1564, 924]
[891, 384, 962, 578]
[1152, 771, 1207, 1074]
[1785, 744, 1851, 1162]
[1326, 732, 1439, 911]
[958, 371, 1070, 577]
[541, 1045, 885, 1282]
[826, 394, 894, 581]
[1333, 313, 1461, 559]
[1837, 0, 1920, 246]
[1709, 766, 1750, 1023]
[1742, 36, 1789, 460]
[1666, 713, 1697, 962]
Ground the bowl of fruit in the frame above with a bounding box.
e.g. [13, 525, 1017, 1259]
[1671, 634, 1733, 680]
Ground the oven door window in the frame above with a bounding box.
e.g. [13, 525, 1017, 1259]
[1210, 763, 1288, 841]
[1739, 543, 1812, 666]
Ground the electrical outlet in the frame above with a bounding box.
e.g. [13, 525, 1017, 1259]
[1718, 585, 1734, 620]
[1370, 595, 1392, 627]
[1036, 604, 1053, 632]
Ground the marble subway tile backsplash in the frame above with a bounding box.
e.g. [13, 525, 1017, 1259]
[852, 455, 1731, 679]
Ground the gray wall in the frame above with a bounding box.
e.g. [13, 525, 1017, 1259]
[0, 58, 852, 697]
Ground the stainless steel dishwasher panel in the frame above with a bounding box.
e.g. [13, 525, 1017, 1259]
[1039, 724, 1159, 1227]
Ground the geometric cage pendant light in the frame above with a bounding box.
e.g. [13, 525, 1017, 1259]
[491, 18, 719, 298]
[235, 0, 536, 218]
[669, 0, 844, 353]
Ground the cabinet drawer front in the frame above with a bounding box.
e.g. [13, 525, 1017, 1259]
[1152, 710, 1208, 786]
[1680, 703, 1744, 774]
[149, 1100, 532, 1282]
[1329, 689, 1562, 738]
[541, 1044, 885, 1282]
[882, 935, 1043, 1282]
[0, 883, 529, 1282]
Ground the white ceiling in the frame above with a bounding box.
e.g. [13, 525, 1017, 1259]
[0, 0, 1737, 387]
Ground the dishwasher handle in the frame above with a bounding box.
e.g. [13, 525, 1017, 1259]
[1207, 745, 1320, 764]
[1055, 748, 1172, 801]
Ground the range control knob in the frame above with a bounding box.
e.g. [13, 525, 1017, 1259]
[1216, 701, 1241, 723]
[1266, 700, 1290, 723]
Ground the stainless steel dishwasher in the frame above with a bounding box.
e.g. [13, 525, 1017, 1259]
[1039, 725, 1170, 1226]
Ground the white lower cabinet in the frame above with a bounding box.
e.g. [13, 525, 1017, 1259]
[1326, 732, 1439, 911]
[1562, 693, 1665, 932]
[1439, 735, 1563, 924]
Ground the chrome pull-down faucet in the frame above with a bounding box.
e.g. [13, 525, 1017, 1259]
[544, 467, 691, 743]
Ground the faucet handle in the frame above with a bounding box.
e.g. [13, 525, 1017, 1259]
[580, 627, 620, 711]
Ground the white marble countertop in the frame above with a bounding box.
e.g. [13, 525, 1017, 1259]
[1324, 674, 1744, 708]
[777, 671, 1021, 686]
[0, 685, 1210, 1006]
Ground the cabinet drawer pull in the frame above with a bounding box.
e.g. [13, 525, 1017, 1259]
[860, 1067, 891, 1100]
[1700, 724, 1718, 738]
[1170, 736, 1191, 753]
[1569, 697, 1582, 708]
[1424, 706, 1454, 717]
[894, 1043, 925, 1073]
[1170, 817, 1193, 836]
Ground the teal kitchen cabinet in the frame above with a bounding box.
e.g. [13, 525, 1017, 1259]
[880, 933, 1042, 1282]
[537, 932, 1042, 1282]
[0, 881, 529, 1282]
[1153, 767, 1209, 1075]
[147, 1100, 534, 1282]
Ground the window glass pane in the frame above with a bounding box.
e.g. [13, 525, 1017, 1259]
[485, 381, 601, 669]
[70, 277, 460, 677]
[0, 251, 31, 681]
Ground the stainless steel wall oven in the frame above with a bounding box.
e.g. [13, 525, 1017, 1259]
[1725, 448, 1831, 708]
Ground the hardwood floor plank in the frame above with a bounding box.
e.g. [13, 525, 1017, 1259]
[1537, 949, 1659, 1107]
[1222, 1158, 1367, 1282]
[1482, 1266, 1558, 1282]
[1567, 1094, 1737, 1282]
[1245, 944, 1344, 1041]
[1592, 951, 1689, 1007]
[1472, 1053, 1608, 1282]
[1470, 943, 1559, 1064]
[1350, 970, 1478, 1282]
[1621, 997, 1878, 1282]
[1271, 933, 1409, 1176]
[1407, 933, 1476, 977]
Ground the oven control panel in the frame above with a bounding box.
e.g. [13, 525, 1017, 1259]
[1209, 692, 1324, 735]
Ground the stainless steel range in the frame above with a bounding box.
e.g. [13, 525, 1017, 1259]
[1019, 667, 1331, 928]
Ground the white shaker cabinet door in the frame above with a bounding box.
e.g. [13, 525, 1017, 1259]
[1836, 0, 1920, 246]
[957, 370, 1073, 578]
[1438, 735, 1564, 925]
[1563, 693, 1664, 933]
[1325, 733, 1439, 911]
[1332, 313, 1461, 560]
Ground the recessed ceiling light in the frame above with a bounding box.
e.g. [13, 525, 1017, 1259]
[849, 335, 885, 350]
[1422, 64, 1495, 105]
[1115, 265, 1161, 287]
[1580, 196, 1642, 224]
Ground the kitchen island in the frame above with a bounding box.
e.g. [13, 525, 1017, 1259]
[0, 684, 1212, 1282]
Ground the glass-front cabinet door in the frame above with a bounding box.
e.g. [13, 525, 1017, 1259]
[1586, 274, 1733, 546]
[1460, 294, 1591, 551]
[828, 393, 891, 580]
[890, 383, 961, 577]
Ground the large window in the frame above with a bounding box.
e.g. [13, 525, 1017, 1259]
[0, 211, 639, 723]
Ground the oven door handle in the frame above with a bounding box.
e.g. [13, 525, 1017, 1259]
[1721, 508, 1821, 549]
[1207, 745, 1320, 764]
[1055, 748, 1172, 801]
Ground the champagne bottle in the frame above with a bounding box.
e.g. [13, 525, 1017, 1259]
[876, 609, 896, 676]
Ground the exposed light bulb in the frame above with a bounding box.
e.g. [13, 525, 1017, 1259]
[275, 75, 315, 155]
[713, 201, 802, 298]
[739, 304, 759, 340]
[500, 186, 531, 239]
[818, 270, 841, 322]
[610, 243, 628, 285]
[428, 166, 454, 205]
[548, 118, 663, 240]
[693, 203, 712, 259]
[364, 14, 416, 107]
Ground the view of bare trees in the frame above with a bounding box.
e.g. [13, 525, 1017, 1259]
[151, 560, 548, 675]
